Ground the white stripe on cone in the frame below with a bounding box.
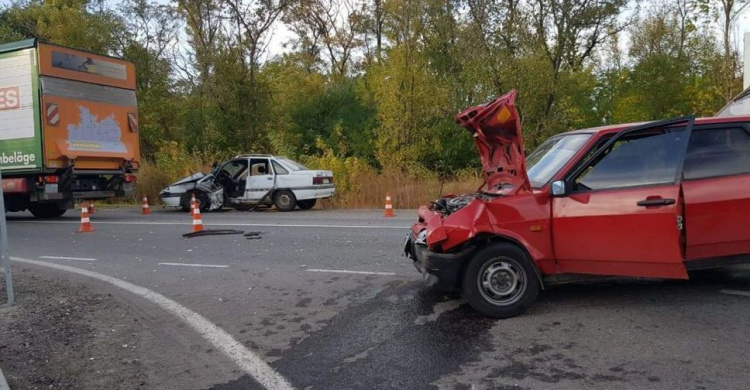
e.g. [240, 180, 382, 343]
[81, 218, 90, 223]
[193, 219, 203, 225]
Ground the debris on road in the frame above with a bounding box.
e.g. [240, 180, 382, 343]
[244, 231, 264, 240]
[182, 229, 245, 238]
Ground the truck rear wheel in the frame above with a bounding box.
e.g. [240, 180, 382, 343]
[462, 242, 540, 319]
[28, 203, 67, 218]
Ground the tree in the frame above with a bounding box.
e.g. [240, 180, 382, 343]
[0, 0, 123, 53]
[284, 0, 364, 76]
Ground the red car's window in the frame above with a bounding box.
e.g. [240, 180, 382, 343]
[684, 128, 750, 180]
[575, 131, 685, 191]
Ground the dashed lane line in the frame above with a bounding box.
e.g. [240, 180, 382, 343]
[9, 220, 409, 229]
[159, 262, 230, 268]
[305, 268, 397, 276]
[720, 289, 750, 298]
[39, 256, 98, 261]
[10, 256, 295, 390]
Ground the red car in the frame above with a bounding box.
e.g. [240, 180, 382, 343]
[404, 90, 750, 318]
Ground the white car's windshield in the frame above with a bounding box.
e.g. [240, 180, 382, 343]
[278, 157, 309, 171]
[526, 133, 592, 188]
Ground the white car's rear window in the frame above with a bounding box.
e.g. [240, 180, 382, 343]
[277, 157, 309, 171]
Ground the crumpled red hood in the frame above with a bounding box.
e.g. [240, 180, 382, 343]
[455, 90, 531, 195]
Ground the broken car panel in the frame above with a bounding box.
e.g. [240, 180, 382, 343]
[406, 90, 750, 319]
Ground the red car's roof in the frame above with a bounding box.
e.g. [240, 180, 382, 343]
[564, 116, 750, 136]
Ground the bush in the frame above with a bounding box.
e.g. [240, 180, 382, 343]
[304, 148, 481, 209]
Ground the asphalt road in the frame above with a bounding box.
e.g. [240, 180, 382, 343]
[4, 207, 750, 390]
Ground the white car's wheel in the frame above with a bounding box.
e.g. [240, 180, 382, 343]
[180, 191, 210, 212]
[274, 190, 297, 212]
[298, 199, 317, 210]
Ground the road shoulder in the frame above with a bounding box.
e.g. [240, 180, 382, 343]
[0, 266, 241, 390]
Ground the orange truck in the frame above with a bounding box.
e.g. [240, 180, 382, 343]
[0, 39, 139, 217]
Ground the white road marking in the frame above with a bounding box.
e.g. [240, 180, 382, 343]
[720, 289, 750, 298]
[305, 268, 397, 276]
[10, 257, 294, 390]
[10, 220, 408, 229]
[39, 256, 97, 261]
[159, 262, 229, 268]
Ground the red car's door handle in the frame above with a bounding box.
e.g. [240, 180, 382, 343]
[637, 198, 676, 207]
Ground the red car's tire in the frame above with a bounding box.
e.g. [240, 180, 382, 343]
[462, 242, 540, 319]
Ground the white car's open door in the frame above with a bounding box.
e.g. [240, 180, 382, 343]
[244, 158, 274, 202]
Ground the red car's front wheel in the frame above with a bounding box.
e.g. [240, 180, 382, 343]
[462, 242, 541, 319]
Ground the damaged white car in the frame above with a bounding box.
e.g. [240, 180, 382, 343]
[159, 155, 335, 212]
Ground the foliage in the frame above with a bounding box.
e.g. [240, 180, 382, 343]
[0, 0, 743, 202]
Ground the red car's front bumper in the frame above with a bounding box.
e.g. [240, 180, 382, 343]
[405, 208, 476, 292]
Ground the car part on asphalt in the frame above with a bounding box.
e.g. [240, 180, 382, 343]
[182, 229, 245, 238]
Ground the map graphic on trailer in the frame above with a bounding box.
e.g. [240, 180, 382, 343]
[66, 106, 127, 153]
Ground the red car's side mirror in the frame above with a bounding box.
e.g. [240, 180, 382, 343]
[551, 180, 567, 197]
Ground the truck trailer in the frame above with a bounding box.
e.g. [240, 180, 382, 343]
[0, 39, 139, 217]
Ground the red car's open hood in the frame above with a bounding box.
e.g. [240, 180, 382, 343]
[455, 90, 531, 195]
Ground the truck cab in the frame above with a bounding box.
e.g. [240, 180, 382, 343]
[405, 90, 750, 318]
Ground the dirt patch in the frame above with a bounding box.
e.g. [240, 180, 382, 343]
[0, 268, 148, 389]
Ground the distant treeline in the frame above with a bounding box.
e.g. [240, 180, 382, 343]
[0, 0, 742, 178]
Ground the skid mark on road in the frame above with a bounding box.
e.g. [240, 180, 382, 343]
[39, 256, 98, 261]
[10, 257, 294, 390]
[10, 220, 409, 230]
[305, 268, 397, 276]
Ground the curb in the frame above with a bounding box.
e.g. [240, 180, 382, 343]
[0, 365, 9, 390]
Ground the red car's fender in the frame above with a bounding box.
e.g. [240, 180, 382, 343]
[425, 193, 556, 275]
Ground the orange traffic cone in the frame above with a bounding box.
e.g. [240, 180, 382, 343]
[89, 201, 96, 214]
[384, 193, 395, 217]
[191, 207, 204, 233]
[189, 193, 197, 215]
[77, 202, 94, 233]
[142, 196, 151, 215]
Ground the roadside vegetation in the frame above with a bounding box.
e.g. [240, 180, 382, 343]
[0, 0, 745, 207]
